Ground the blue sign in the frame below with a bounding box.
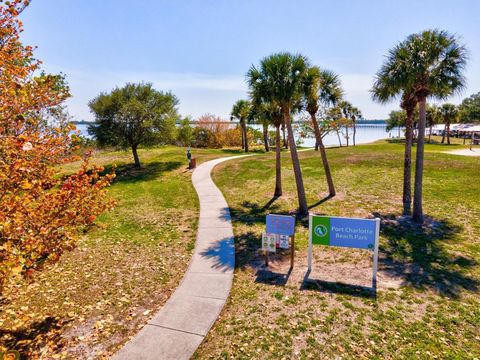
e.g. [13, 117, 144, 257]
[311, 215, 377, 249]
[266, 214, 295, 236]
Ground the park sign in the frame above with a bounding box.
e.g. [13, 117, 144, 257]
[307, 214, 380, 288]
[266, 214, 295, 236]
[264, 214, 296, 268]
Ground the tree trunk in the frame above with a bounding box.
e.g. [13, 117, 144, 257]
[346, 125, 349, 147]
[284, 107, 308, 215]
[441, 122, 447, 144]
[242, 121, 249, 153]
[282, 122, 288, 149]
[428, 124, 432, 143]
[132, 144, 141, 168]
[241, 123, 245, 149]
[274, 125, 282, 196]
[353, 120, 356, 146]
[336, 129, 342, 147]
[310, 112, 335, 196]
[446, 121, 451, 145]
[315, 139, 319, 151]
[413, 96, 426, 223]
[263, 122, 269, 152]
[402, 108, 414, 215]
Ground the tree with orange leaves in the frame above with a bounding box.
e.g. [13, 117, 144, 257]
[0, 1, 114, 289]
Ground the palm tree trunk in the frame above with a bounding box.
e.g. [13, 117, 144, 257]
[263, 122, 269, 152]
[441, 122, 447, 144]
[282, 121, 288, 149]
[336, 129, 342, 147]
[413, 96, 426, 223]
[243, 122, 249, 153]
[353, 120, 356, 146]
[346, 125, 349, 146]
[310, 112, 335, 196]
[274, 124, 282, 196]
[446, 121, 451, 145]
[403, 109, 414, 215]
[132, 144, 141, 168]
[241, 123, 245, 149]
[428, 124, 433, 143]
[284, 107, 307, 215]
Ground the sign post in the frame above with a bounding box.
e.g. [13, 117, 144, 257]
[308, 214, 380, 289]
[264, 214, 296, 269]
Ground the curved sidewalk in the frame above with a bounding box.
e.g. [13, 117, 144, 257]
[113, 156, 238, 360]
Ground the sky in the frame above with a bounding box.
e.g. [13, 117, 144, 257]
[20, 0, 480, 121]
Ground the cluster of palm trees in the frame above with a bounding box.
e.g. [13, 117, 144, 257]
[229, 29, 466, 224]
[231, 53, 349, 216]
[372, 29, 467, 223]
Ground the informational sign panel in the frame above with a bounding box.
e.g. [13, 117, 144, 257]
[266, 214, 295, 236]
[308, 214, 380, 288]
[278, 235, 290, 249]
[311, 216, 376, 249]
[262, 233, 276, 253]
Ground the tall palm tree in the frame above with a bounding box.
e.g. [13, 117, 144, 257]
[247, 52, 309, 215]
[251, 98, 284, 195]
[231, 99, 251, 152]
[339, 100, 362, 146]
[426, 105, 440, 143]
[303, 66, 343, 196]
[249, 101, 271, 152]
[373, 29, 467, 223]
[439, 103, 458, 144]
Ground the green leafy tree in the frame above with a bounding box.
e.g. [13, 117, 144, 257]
[177, 117, 194, 146]
[231, 99, 251, 152]
[386, 109, 406, 137]
[247, 52, 309, 215]
[458, 92, 480, 123]
[373, 30, 467, 223]
[302, 66, 343, 196]
[89, 82, 179, 168]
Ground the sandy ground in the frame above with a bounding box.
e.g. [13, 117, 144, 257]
[445, 148, 480, 156]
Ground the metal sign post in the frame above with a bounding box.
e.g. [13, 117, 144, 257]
[308, 214, 380, 289]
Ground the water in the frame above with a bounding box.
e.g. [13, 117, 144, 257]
[74, 123, 400, 147]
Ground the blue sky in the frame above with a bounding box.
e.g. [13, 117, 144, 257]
[21, 0, 480, 121]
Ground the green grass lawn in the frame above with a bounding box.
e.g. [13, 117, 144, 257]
[0, 146, 241, 359]
[196, 139, 480, 359]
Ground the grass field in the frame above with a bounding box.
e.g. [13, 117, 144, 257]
[195, 138, 480, 359]
[0, 146, 236, 359]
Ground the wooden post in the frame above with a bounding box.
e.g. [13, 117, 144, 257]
[265, 249, 269, 267]
[470, 132, 474, 151]
[290, 234, 295, 269]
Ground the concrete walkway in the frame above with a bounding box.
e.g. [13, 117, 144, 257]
[113, 156, 238, 360]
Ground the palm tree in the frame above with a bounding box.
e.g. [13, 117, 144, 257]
[439, 103, 458, 144]
[303, 66, 343, 196]
[339, 100, 362, 146]
[251, 98, 284, 195]
[426, 105, 440, 143]
[249, 101, 271, 152]
[373, 29, 467, 223]
[247, 52, 309, 215]
[231, 99, 251, 152]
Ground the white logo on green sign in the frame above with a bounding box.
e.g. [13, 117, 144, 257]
[314, 224, 328, 237]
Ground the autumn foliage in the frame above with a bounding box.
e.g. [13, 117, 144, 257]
[193, 114, 243, 148]
[0, 1, 114, 289]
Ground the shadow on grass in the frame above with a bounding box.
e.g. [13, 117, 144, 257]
[374, 212, 478, 298]
[300, 270, 376, 299]
[0, 316, 65, 358]
[255, 268, 292, 286]
[101, 161, 183, 184]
